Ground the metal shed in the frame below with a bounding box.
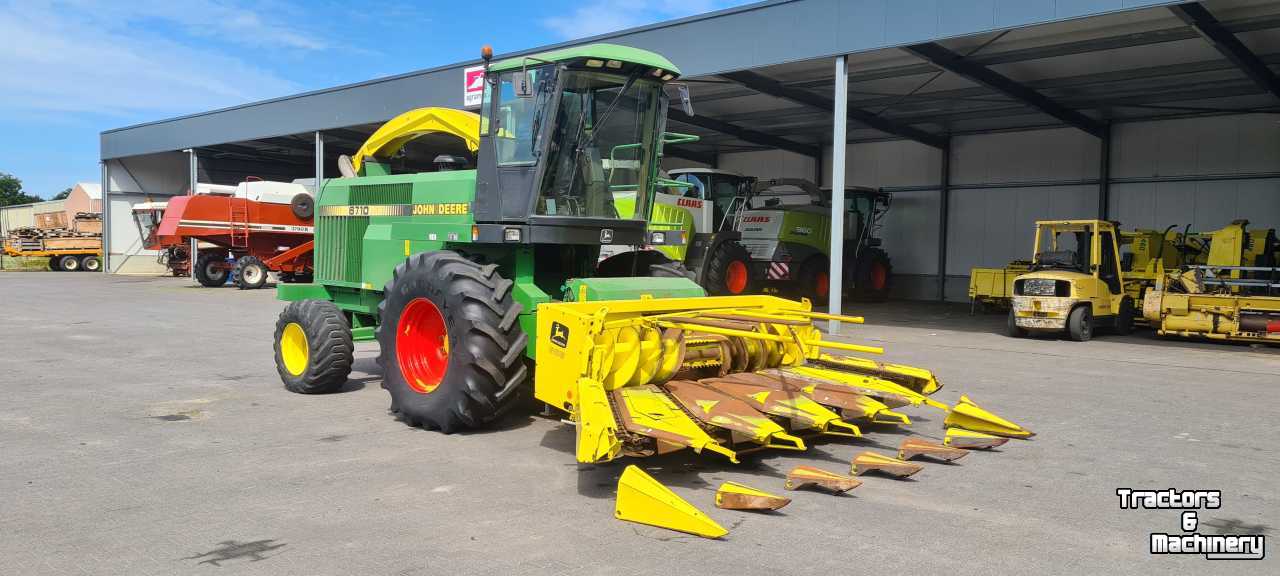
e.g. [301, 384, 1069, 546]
[100, 0, 1280, 304]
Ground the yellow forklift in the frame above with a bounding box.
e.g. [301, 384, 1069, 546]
[1007, 220, 1134, 341]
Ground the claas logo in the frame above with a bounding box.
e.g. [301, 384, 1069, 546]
[549, 321, 570, 348]
[676, 198, 703, 208]
[742, 216, 771, 223]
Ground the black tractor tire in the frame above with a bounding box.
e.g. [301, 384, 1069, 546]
[796, 256, 830, 306]
[596, 250, 695, 280]
[79, 255, 101, 272]
[234, 255, 270, 290]
[194, 253, 229, 287]
[58, 254, 81, 272]
[1114, 297, 1134, 335]
[1007, 309, 1027, 338]
[1067, 305, 1093, 342]
[274, 299, 353, 394]
[377, 251, 529, 433]
[290, 193, 315, 220]
[852, 248, 892, 302]
[703, 240, 757, 296]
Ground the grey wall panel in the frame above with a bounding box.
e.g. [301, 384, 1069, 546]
[717, 149, 817, 179]
[952, 128, 1100, 184]
[891, 274, 943, 300]
[1110, 178, 1280, 233]
[102, 0, 1181, 160]
[1112, 114, 1280, 178]
[880, 189, 940, 275]
[947, 184, 1098, 274]
[823, 141, 943, 188]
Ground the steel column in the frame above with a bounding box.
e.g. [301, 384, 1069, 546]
[314, 132, 325, 198]
[1098, 124, 1111, 219]
[188, 149, 198, 286]
[828, 55, 847, 333]
[937, 138, 951, 301]
[100, 161, 110, 273]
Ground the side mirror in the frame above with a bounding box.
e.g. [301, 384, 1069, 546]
[516, 70, 535, 98]
[673, 83, 693, 116]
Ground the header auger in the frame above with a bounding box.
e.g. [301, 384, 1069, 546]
[272, 42, 1032, 539]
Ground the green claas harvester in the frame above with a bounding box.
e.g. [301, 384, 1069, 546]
[272, 45, 1030, 530]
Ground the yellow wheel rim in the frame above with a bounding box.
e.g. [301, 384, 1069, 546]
[281, 322, 309, 376]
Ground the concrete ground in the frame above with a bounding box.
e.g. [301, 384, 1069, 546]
[1, 271, 1276, 575]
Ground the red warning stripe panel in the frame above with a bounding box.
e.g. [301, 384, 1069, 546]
[767, 262, 789, 280]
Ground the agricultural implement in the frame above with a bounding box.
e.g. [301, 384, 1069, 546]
[272, 43, 1030, 539]
[3, 212, 102, 272]
[132, 180, 315, 289]
[599, 168, 760, 297]
[726, 179, 893, 304]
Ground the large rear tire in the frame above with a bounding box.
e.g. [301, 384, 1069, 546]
[234, 255, 269, 290]
[1007, 309, 1027, 338]
[703, 240, 757, 296]
[194, 253, 228, 287]
[1114, 297, 1134, 335]
[274, 300, 353, 394]
[852, 248, 892, 301]
[377, 251, 529, 432]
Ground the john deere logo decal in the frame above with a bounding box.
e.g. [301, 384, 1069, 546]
[550, 322, 570, 348]
[600, 229, 614, 243]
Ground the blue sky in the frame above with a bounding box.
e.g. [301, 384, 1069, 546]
[0, 0, 749, 199]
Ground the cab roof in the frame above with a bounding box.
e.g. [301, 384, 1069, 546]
[489, 43, 680, 77]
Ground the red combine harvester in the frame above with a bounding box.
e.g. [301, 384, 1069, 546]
[132, 180, 315, 289]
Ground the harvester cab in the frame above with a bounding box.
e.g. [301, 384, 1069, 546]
[273, 43, 1030, 513]
[1008, 219, 1134, 341]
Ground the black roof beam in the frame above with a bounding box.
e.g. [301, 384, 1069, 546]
[667, 108, 819, 158]
[719, 69, 948, 149]
[1170, 2, 1280, 100]
[902, 42, 1108, 139]
[662, 146, 718, 166]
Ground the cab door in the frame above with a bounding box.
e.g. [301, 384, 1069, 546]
[1095, 228, 1123, 314]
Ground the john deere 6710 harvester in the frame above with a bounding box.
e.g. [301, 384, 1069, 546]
[272, 45, 1029, 533]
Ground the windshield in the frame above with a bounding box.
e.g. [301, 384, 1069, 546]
[133, 208, 163, 245]
[1034, 226, 1090, 272]
[537, 71, 661, 219]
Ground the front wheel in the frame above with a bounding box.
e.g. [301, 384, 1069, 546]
[234, 255, 269, 290]
[274, 300, 353, 394]
[703, 241, 757, 295]
[1007, 309, 1027, 338]
[852, 248, 892, 301]
[797, 257, 830, 306]
[377, 251, 529, 432]
[1067, 305, 1093, 342]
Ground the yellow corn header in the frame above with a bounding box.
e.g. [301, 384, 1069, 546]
[534, 294, 1031, 466]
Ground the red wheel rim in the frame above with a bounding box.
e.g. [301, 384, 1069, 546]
[725, 260, 748, 294]
[815, 272, 829, 298]
[871, 262, 887, 291]
[396, 297, 449, 394]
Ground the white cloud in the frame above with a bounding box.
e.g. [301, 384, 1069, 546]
[0, 1, 308, 117]
[541, 0, 736, 41]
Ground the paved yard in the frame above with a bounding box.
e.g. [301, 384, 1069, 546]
[1, 272, 1275, 575]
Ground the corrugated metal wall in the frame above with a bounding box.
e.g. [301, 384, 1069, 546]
[713, 113, 1279, 300]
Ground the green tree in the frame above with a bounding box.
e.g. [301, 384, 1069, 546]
[0, 172, 43, 207]
[52, 187, 73, 200]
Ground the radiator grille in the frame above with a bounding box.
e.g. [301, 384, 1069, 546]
[315, 183, 413, 284]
